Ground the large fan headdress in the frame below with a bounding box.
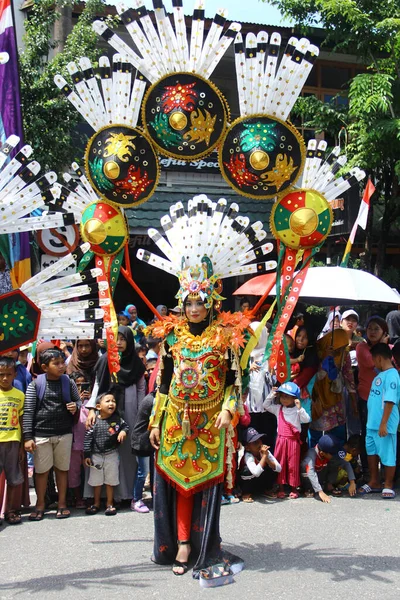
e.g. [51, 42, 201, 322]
[219, 32, 319, 200]
[0, 244, 107, 355]
[0, 135, 76, 236]
[54, 54, 160, 208]
[92, 0, 239, 161]
[136, 196, 277, 308]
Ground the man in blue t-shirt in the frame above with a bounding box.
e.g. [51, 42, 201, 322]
[362, 343, 400, 498]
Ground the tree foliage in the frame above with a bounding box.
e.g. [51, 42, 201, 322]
[18, 0, 108, 172]
[269, 0, 400, 276]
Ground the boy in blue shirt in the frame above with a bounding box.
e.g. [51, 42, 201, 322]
[362, 343, 400, 499]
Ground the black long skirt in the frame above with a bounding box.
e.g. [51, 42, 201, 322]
[151, 470, 244, 579]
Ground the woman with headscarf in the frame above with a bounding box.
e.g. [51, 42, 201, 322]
[66, 339, 99, 383]
[290, 325, 320, 448]
[310, 328, 356, 447]
[153, 304, 168, 320]
[356, 316, 390, 473]
[86, 326, 146, 502]
[319, 309, 342, 338]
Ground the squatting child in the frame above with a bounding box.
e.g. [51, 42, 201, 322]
[238, 427, 281, 503]
[301, 433, 356, 503]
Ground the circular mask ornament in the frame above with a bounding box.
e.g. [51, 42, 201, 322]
[80, 201, 128, 256]
[142, 72, 229, 160]
[84, 125, 159, 207]
[219, 115, 305, 199]
[270, 189, 333, 250]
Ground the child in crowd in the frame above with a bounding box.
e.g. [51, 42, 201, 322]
[285, 334, 304, 379]
[136, 345, 148, 366]
[84, 392, 128, 516]
[238, 427, 281, 503]
[323, 435, 362, 495]
[0, 357, 25, 524]
[1, 348, 32, 393]
[264, 382, 310, 498]
[117, 312, 130, 327]
[301, 434, 357, 503]
[145, 337, 161, 361]
[23, 348, 80, 520]
[359, 343, 400, 499]
[68, 371, 91, 508]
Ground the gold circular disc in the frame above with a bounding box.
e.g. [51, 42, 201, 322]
[249, 150, 270, 171]
[290, 208, 318, 236]
[83, 218, 107, 245]
[169, 111, 188, 131]
[103, 160, 120, 180]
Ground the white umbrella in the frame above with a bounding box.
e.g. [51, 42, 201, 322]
[268, 266, 400, 306]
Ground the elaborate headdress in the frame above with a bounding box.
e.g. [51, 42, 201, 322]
[137, 196, 277, 308]
[92, 0, 239, 161]
[219, 32, 318, 199]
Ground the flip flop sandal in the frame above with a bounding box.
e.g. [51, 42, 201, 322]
[381, 488, 396, 499]
[5, 511, 22, 525]
[226, 495, 240, 504]
[329, 488, 342, 497]
[289, 491, 299, 499]
[357, 484, 382, 495]
[242, 496, 254, 503]
[263, 491, 277, 499]
[105, 506, 117, 516]
[56, 508, 71, 519]
[277, 491, 286, 499]
[29, 509, 45, 521]
[172, 560, 188, 576]
[85, 505, 100, 515]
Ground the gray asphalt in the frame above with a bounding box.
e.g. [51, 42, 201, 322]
[1, 493, 400, 599]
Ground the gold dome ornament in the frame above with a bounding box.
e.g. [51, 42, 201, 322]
[249, 150, 270, 171]
[290, 207, 319, 237]
[169, 111, 188, 131]
[103, 160, 120, 180]
[83, 218, 107, 245]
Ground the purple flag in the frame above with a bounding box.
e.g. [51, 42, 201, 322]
[0, 0, 31, 286]
[0, 0, 23, 146]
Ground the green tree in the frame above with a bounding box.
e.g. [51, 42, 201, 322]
[269, 0, 400, 276]
[18, 0, 108, 173]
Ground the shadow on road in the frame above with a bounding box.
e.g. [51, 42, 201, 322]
[0, 562, 166, 595]
[223, 541, 400, 584]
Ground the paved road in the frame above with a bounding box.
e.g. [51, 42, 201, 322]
[1, 493, 400, 600]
